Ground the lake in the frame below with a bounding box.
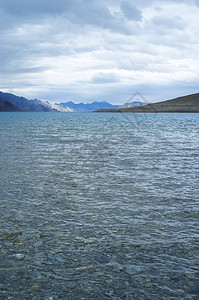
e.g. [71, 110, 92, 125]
[0, 112, 199, 299]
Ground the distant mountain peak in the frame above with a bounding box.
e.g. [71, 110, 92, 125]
[120, 101, 147, 108]
[59, 101, 120, 112]
[0, 91, 58, 112]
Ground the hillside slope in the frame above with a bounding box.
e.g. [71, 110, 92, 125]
[0, 91, 57, 112]
[96, 93, 199, 113]
[0, 98, 22, 112]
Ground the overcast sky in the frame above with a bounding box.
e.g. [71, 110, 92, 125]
[0, 0, 199, 104]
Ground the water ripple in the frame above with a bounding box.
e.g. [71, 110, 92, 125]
[0, 112, 199, 299]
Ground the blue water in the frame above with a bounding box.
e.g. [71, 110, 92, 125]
[0, 112, 199, 299]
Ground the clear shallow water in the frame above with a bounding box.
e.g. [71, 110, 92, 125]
[0, 112, 199, 299]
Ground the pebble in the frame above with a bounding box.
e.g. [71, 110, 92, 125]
[14, 253, 25, 260]
[4, 242, 14, 247]
[125, 265, 144, 275]
[95, 255, 109, 264]
[185, 272, 195, 279]
[0, 283, 6, 290]
[43, 259, 54, 265]
[76, 265, 92, 272]
[16, 242, 23, 246]
[31, 285, 40, 291]
[84, 239, 95, 244]
[55, 255, 65, 263]
[33, 241, 43, 247]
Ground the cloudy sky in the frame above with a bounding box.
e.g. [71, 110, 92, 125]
[0, 0, 199, 104]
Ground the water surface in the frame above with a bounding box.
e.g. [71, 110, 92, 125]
[0, 112, 199, 299]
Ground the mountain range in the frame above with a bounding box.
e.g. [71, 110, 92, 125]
[0, 91, 132, 112]
[1, 91, 199, 113]
[58, 101, 120, 112]
[0, 91, 56, 112]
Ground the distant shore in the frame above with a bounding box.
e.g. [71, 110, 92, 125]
[95, 93, 199, 113]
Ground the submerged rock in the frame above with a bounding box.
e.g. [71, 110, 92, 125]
[14, 254, 25, 260]
[33, 241, 43, 247]
[125, 265, 144, 275]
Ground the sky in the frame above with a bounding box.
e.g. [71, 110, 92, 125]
[0, 0, 199, 104]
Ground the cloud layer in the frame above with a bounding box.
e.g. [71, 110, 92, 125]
[0, 0, 199, 103]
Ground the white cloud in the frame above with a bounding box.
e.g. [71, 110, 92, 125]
[0, 0, 199, 103]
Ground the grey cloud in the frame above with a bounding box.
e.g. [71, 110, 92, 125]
[92, 73, 120, 84]
[152, 15, 186, 31]
[12, 66, 49, 74]
[69, 1, 131, 34]
[0, 0, 69, 16]
[120, 1, 143, 21]
[0, 0, 135, 35]
[135, 0, 191, 6]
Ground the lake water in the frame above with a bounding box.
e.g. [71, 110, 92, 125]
[0, 112, 199, 299]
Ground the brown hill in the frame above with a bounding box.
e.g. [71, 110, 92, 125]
[96, 93, 199, 113]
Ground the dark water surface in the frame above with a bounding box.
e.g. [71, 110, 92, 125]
[0, 112, 199, 299]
